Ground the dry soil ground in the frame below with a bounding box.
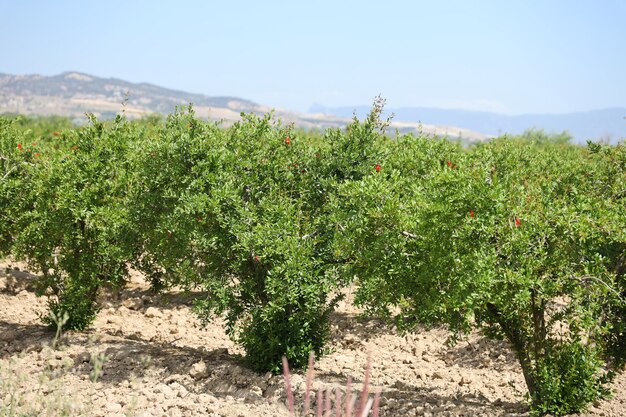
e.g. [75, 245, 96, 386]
[1, 259, 624, 416]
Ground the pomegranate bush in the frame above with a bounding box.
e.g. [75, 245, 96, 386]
[7, 115, 141, 329]
[0, 118, 29, 256]
[129, 105, 387, 372]
[342, 135, 626, 415]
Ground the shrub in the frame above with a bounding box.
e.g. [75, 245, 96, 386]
[588, 142, 626, 368]
[342, 136, 625, 415]
[131, 103, 388, 372]
[0, 118, 30, 256]
[9, 114, 140, 330]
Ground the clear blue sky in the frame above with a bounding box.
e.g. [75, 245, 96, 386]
[1, 0, 624, 114]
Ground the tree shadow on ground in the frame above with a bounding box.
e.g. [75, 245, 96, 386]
[374, 379, 528, 416]
[0, 318, 530, 416]
[0, 321, 54, 359]
[72, 330, 529, 416]
[101, 285, 208, 314]
[0, 260, 206, 313]
[329, 311, 392, 344]
[435, 334, 520, 372]
[72, 334, 241, 386]
[0, 266, 39, 294]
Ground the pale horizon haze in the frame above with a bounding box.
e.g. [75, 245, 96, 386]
[1, 0, 625, 115]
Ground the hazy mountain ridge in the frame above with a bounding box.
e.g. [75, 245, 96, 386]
[1, 71, 623, 142]
[0, 71, 258, 117]
[0, 71, 490, 141]
[310, 104, 626, 143]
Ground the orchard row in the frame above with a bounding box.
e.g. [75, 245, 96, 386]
[0, 105, 624, 416]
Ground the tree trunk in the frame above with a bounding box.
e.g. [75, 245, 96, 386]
[486, 302, 542, 409]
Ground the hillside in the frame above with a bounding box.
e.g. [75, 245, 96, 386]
[0, 71, 259, 121]
[0, 72, 489, 141]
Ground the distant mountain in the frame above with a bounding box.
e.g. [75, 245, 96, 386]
[310, 104, 626, 143]
[0, 72, 489, 141]
[0, 71, 260, 121]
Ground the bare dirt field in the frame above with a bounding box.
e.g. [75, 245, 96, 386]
[1, 259, 624, 416]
